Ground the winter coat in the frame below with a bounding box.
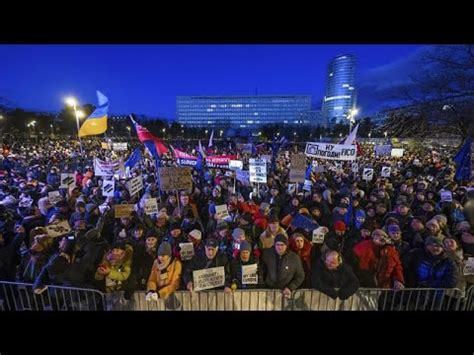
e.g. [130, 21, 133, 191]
[229, 254, 263, 289]
[147, 257, 183, 298]
[261, 249, 305, 291]
[404, 248, 459, 288]
[183, 249, 231, 288]
[352, 240, 405, 288]
[288, 237, 312, 287]
[259, 227, 288, 250]
[310, 256, 359, 300]
[94, 245, 133, 293]
[0, 232, 26, 280]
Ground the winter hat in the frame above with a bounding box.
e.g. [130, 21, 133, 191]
[334, 220, 347, 232]
[412, 215, 427, 225]
[217, 221, 229, 230]
[213, 185, 222, 193]
[188, 229, 202, 241]
[239, 240, 252, 253]
[426, 219, 440, 230]
[157, 241, 172, 257]
[111, 241, 127, 251]
[387, 224, 401, 234]
[433, 215, 448, 226]
[425, 236, 444, 247]
[205, 238, 218, 248]
[156, 211, 169, 220]
[355, 209, 366, 220]
[259, 202, 270, 212]
[169, 221, 181, 231]
[232, 228, 245, 240]
[337, 202, 349, 209]
[240, 212, 253, 224]
[268, 215, 280, 224]
[274, 234, 288, 246]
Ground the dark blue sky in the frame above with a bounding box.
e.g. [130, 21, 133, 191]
[0, 44, 429, 119]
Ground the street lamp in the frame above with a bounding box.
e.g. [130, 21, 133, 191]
[368, 132, 371, 139]
[347, 108, 359, 134]
[65, 96, 84, 154]
[384, 131, 388, 139]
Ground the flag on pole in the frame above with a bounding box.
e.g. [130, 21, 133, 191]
[124, 148, 142, 170]
[342, 123, 360, 145]
[208, 130, 214, 148]
[129, 115, 168, 156]
[78, 91, 109, 137]
[453, 138, 472, 181]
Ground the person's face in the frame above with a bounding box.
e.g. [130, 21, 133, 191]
[169, 196, 176, 204]
[121, 218, 130, 226]
[426, 223, 440, 235]
[443, 238, 457, 251]
[313, 194, 321, 202]
[361, 229, 371, 239]
[295, 237, 305, 250]
[378, 191, 385, 198]
[269, 222, 279, 233]
[411, 219, 423, 231]
[400, 184, 407, 192]
[218, 228, 228, 237]
[367, 209, 376, 217]
[156, 217, 167, 227]
[212, 189, 220, 197]
[339, 207, 348, 215]
[417, 194, 425, 201]
[407, 186, 414, 194]
[311, 209, 321, 218]
[325, 252, 341, 271]
[146, 237, 158, 249]
[111, 248, 125, 259]
[376, 206, 387, 215]
[370, 195, 378, 202]
[180, 195, 189, 206]
[77, 206, 86, 214]
[372, 233, 387, 246]
[158, 254, 170, 264]
[356, 216, 365, 224]
[134, 228, 144, 240]
[171, 229, 181, 238]
[398, 206, 409, 215]
[291, 198, 299, 207]
[275, 242, 287, 256]
[235, 234, 246, 243]
[240, 250, 251, 262]
[389, 230, 402, 241]
[239, 217, 249, 225]
[427, 244, 443, 256]
[205, 246, 218, 259]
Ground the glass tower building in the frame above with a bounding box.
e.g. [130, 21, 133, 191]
[177, 95, 311, 128]
[322, 54, 357, 126]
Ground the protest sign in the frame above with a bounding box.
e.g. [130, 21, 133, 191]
[157, 167, 193, 191]
[242, 264, 258, 285]
[193, 267, 225, 291]
[305, 142, 357, 161]
[144, 198, 158, 215]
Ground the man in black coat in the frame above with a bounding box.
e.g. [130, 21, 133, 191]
[261, 234, 305, 298]
[310, 249, 359, 300]
[183, 238, 232, 292]
[230, 241, 263, 289]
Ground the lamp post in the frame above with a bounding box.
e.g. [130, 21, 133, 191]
[65, 97, 85, 154]
[347, 108, 359, 134]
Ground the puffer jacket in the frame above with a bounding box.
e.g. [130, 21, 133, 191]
[94, 245, 133, 293]
[147, 257, 182, 299]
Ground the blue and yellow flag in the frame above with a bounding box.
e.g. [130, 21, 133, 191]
[79, 91, 108, 137]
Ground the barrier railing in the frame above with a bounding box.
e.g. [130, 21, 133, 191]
[0, 281, 470, 311]
[0, 281, 106, 311]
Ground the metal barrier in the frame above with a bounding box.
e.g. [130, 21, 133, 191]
[292, 288, 464, 311]
[127, 290, 293, 311]
[0, 281, 107, 311]
[463, 285, 474, 311]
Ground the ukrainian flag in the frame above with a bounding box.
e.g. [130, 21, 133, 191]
[79, 91, 108, 137]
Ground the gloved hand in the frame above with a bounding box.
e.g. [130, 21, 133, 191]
[145, 291, 159, 302]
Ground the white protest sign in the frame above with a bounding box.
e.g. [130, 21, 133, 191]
[179, 242, 195, 261]
[144, 198, 158, 215]
[102, 179, 115, 197]
[193, 266, 225, 291]
[60, 173, 75, 189]
[363, 168, 374, 181]
[215, 204, 230, 220]
[391, 148, 404, 157]
[127, 175, 143, 196]
[305, 142, 357, 161]
[112, 143, 128, 151]
[312, 229, 325, 244]
[236, 169, 250, 186]
[351, 163, 359, 173]
[45, 220, 72, 238]
[288, 183, 296, 194]
[229, 160, 243, 171]
[48, 191, 62, 205]
[242, 264, 258, 285]
[94, 158, 125, 176]
[381, 166, 392, 178]
[249, 159, 267, 183]
[303, 179, 313, 192]
[463, 257, 474, 276]
[289, 154, 307, 183]
[440, 190, 453, 202]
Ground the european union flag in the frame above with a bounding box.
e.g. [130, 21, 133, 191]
[291, 213, 319, 231]
[453, 138, 472, 181]
[124, 148, 142, 170]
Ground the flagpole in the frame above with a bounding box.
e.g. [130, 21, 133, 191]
[73, 103, 84, 155]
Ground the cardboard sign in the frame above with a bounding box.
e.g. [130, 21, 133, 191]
[114, 204, 135, 218]
[249, 159, 267, 183]
[48, 191, 62, 205]
[440, 190, 453, 202]
[158, 167, 193, 191]
[229, 160, 244, 171]
[391, 148, 404, 157]
[351, 163, 359, 173]
[236, 169, 250, 186]
[303, 180, 312, 192]
[242, 264, 258, 285]
[312, 229, 325, 244]
[287, 183, 296, 194]
[193, 266, 225, 291]
[113, 143, 128, 151]
[45, 220, 72, 238]
[363, 168, 374, 181]
[215, 204, 230, 220]
[290, 154, 306, 183]
[144, 198, 158, 215]
[60, 173, 75, 189]
[305, 142, 357, 161]
[101, 142, 110, 150]
[102, 179, 115, 197]
[381, 166, 392, 178]
[127, 175, 143, 196]
[179, 242, 195, 261]
[463, 257, 474, 276]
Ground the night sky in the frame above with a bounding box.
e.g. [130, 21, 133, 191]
[0, 44, 430, 119]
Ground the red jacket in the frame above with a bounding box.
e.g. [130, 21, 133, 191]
[289, 237, 312, 286]
[352, 240, 404, 288]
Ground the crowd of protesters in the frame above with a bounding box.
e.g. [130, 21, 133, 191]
[0, 133, 473, 307]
